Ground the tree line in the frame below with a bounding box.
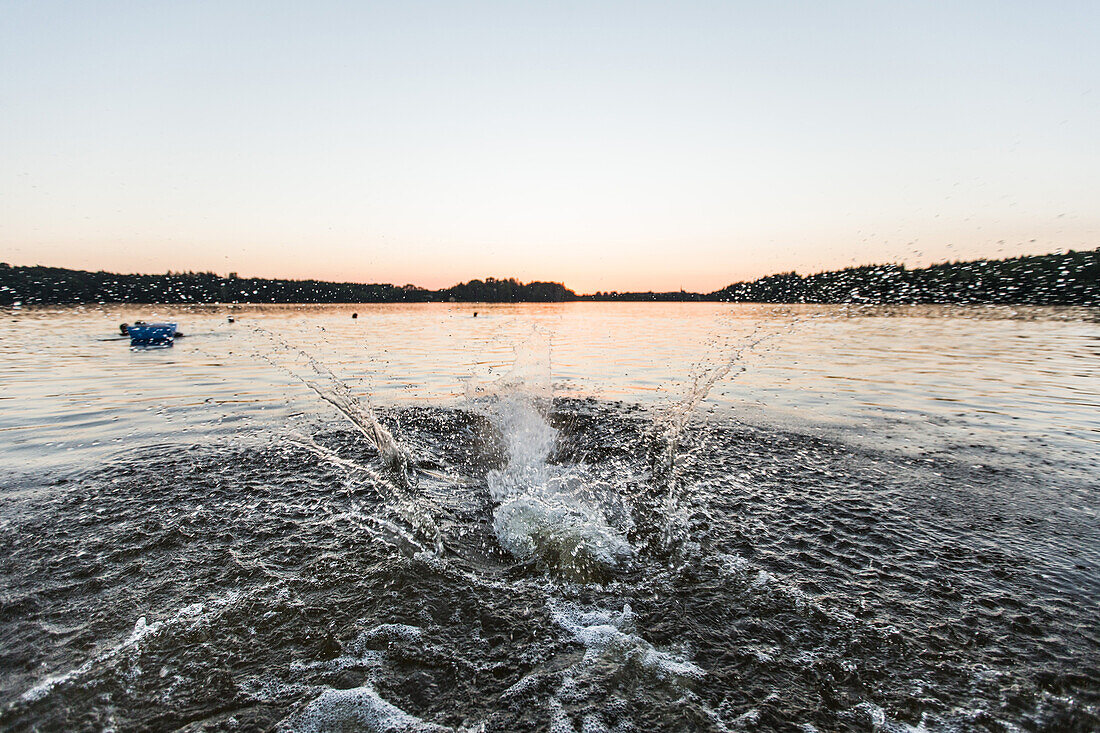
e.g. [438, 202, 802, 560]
[711, 248, 1098, 305]
[0, 248, 1096, 306]
[0, 269, 576, 305]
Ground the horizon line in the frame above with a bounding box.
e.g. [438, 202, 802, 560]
[3, 245, 1095, 297]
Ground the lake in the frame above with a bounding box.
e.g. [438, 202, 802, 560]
[1, 302, 1097, 730]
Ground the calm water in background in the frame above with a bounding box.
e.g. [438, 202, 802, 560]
[2, 302, 1097, 476]
[1, 302, 1098, 731]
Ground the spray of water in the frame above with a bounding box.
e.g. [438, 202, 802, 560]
[637, 315, 800, 558]
[467, 331, 635, 582]
[255, 329, 444, 557]
[254, 329, 411, 478]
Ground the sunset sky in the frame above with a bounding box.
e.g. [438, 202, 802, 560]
[1, 1, 1097, 293]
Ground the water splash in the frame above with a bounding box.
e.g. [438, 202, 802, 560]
[648, 325, 771, 483]
[256, 330, 444, 556]
[636, 318, 797, 558]
[259, 330, 414, 487]
[468, 331, 635, 582]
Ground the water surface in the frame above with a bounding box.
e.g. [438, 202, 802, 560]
[0, 303, 1097, 731]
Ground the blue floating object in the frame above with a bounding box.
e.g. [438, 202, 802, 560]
[128, 323, 177, 346]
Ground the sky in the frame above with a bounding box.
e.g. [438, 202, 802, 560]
[1, 1, 1097, 293]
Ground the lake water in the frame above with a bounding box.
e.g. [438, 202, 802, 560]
[0, 302, 1097, 731]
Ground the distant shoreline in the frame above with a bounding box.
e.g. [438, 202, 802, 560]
[2, 248, 1096, 306]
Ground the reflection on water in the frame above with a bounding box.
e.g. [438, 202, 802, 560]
[1, 302, 1096, 475]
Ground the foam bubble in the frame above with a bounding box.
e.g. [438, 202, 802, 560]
[499, 672, 545, 701]
[547, 700, 611, 733]
[548, 699, 577, 733]
[550, 602, 704, 682]
[844, 701, 938, 732]
[732, 709, 761, 728]
[277, 683, 450, 732]
[715, 552, 752, 577]
[288, 623, 423, 677]
[358, 623, 423, 644]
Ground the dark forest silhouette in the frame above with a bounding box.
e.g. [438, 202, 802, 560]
[1, 248, 1096, 306]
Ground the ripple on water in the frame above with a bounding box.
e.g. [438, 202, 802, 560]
[0, 398, 1096, 731]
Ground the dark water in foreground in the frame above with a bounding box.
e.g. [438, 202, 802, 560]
[0, 304, 1097, 731]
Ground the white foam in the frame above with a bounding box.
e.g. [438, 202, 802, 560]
[493, 493, 634, 575]
[499, 671, 545, 701]
[287, 623, 422, 676]
[731, 708, 761, 728]
[19, 591, 241, 703]
[845, 701, 940, 732]
[241, 678, 317, 704]
[482, 395, 634, 580]
[548, 699, 577, 733]
[358, 623, 424, 644]
[547, 701, 612, 733]
[278, 683, 451, 732]
[716, 552, 752, 577]
[550, 602, 704, 682]
[580, 713, 611, 733]
[288, 650, 383, 676]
